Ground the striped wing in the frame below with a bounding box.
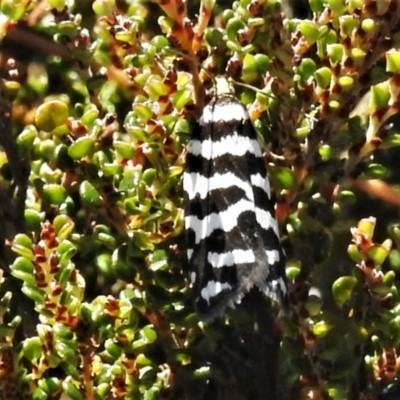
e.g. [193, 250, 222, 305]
[183, 95, 287, 322]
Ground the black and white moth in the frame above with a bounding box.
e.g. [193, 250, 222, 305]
[183, 90, 287, 322]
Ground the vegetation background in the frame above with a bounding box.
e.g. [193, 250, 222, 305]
[1, 0, 400, 399]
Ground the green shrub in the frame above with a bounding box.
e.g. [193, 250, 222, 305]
[1, 0, 400, 399]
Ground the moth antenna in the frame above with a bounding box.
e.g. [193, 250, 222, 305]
[232, 80, 278, 102]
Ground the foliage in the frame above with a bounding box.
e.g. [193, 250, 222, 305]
[1, 0, 400, 399]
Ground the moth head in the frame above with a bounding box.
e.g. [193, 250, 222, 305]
[213, 76, 235, 97]
[203, 76, 237, 106]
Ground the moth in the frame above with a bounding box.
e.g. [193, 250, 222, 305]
[183, 88, 287, 322]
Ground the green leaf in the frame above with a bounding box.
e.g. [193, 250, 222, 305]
[204, 28, 224, 47]
[327, 44, 344, 64]
[298, 58, 317, 81]
[314, 67, 333, 89]
[242, 54, 258, 83]
[62, 378, 85, 400]
[332, 276, 358, 305]
[142, 325, 157, 342]
[226, 18, 245, 41]
[370, 83, 390, 111]
[68, 137, 95, 159]
[43, 184, 67, 205]
[22, 285, 46, 303]
[12, 234, 34, 259]
[35, 100, 69, 132]
[38, 377, 61, 396]
[11, 257, 35, 285]
[298, 21, 320, 42]
[134, 231, 154, 251]
[114, 141, 135, 158]
[17, 125, 38, 149]
[270, 166, 297, 189]
[25, 209, 45, 229]
[367, 242, 391, 265]
[387, 50, 400, 73]
[79, 181, 102, 206]
[143, 387, 160, 400]
[363, 163, 388, 179]
[54, 215, 75, 240]
[312, 321, 332, 337]
[23, 337, 42, 361]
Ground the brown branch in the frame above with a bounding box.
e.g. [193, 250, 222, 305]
[353, 178, 400, 208]
[246, 289, 283, 400]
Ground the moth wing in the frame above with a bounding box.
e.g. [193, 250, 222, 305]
[184, 96, 287, 322]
